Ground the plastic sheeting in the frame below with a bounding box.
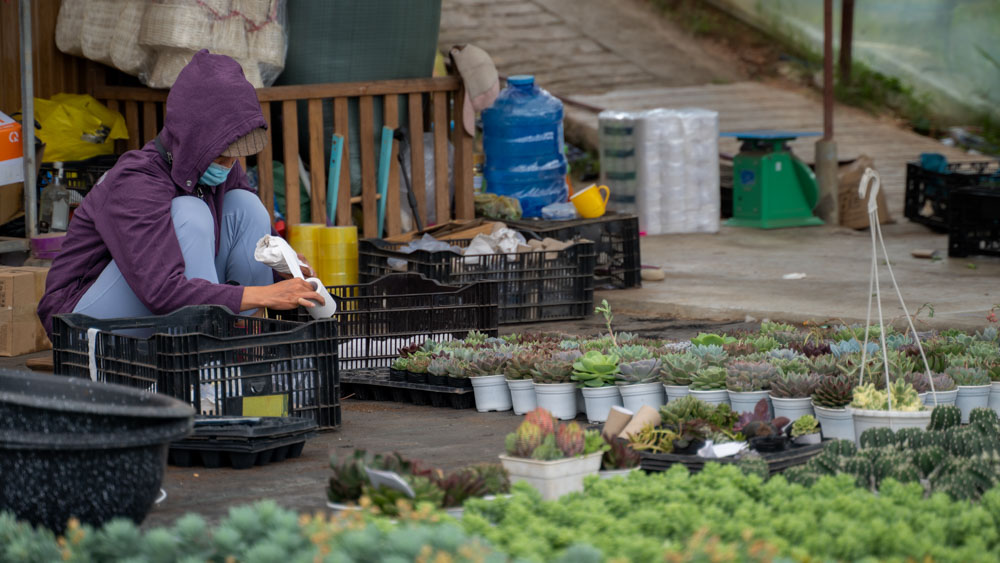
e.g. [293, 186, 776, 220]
[709, 0, 1000, 120]
[598, 108, 720, 235]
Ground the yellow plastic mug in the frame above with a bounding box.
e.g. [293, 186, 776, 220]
[570, 184, 610, 218]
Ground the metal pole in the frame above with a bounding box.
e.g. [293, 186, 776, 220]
[19, 0, 37, 239]
[839, 0, 855, 87]
[814, 0, 839, 225]
[823, 0, 834, 141]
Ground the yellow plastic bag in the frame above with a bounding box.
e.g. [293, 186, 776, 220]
[32, 94, 128, 162]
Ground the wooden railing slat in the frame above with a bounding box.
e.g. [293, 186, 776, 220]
[307, 98, 326, 225]
[258, 102, 275, 220]
[451, 87, 474, 220]
[432, 91, 449, 225]
[333, 98, 351, 227]
[383, 95, 401, 237]
[124, 101, 140, 151]
[142, 102, 157, 146]
[407, 93, 427, 228]
[358, 95, 377, 238]
[281, 100, 300, 226]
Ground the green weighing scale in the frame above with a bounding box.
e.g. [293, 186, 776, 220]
[722, 130, 824, 229]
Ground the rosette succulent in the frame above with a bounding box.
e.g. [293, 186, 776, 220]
[769, 372, 821, 399]
[810, 375, 856, 408]
[660, 353, 703, 386]
[616, 344, 653, 362]
[725, 361, 778, 392]
[571, 351, 621, 387]
[503, 351, 541, 380]
[689, 344, 729, 367]
[530, 359, 574, 384]
[851, 379, 922, 411]
[616, 358, 662, 384]
[689, 366, 727, 391]
[945, 365, 990, 386]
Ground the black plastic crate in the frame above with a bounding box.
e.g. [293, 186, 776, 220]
[38, 154, 119, 193]
[904, 161, 1000, 231]
[169, 416, 318, 470]
[52, 305, 341, 429]
[505, 214, 641, 289]
[268, 273, 499, 371]
[359, 239, 595, 324]
[341, 369, 476, 409]
[948, 187, 1000, 258]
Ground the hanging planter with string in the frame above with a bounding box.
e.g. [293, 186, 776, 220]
[843, 169, 939, 445]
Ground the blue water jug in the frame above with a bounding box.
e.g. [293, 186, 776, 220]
[482, 75, 568, 218]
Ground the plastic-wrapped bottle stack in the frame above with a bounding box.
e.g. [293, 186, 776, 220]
[482, 75, 568, 218]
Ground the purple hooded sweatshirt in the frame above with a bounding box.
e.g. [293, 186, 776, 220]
[38, 51, 267, 335]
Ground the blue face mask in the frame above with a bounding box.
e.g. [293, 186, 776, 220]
[199, 162, 233, 186]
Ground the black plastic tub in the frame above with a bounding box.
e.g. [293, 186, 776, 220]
[0, 369, 194, 533]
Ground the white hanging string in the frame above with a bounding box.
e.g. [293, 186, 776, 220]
[856, 169, 937, 430]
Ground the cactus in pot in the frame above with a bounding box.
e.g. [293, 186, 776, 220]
[616, 358, 662, 385]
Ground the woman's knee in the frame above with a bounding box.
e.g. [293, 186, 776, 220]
[171, 196, 215, 243]
[223, 189, 271, 231]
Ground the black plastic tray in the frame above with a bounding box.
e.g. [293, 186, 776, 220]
[169, 416, 317, 470]
[341, 368, 475, 409]
[639, 441, 825, 475]
[169, 439, 308, 469]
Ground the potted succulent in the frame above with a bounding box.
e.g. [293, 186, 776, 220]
[504, 352, 541, 416]
[725, 361, 777, 415]
[599, 433, 640, 479]
[572, 351, 623, 423]
[737, 402, 791, 454]
[688, 366, 729, 406]
[530, 358, 578, 420]
[946, 365, 991, 423]
[848, 379, 929, 445]
[406, 354, 431, 384]
[426, 356, 450, 386]
[467, 352, 512, 413]
[789, 414, 821, 445]
[444, 357, 473, 389]
[499, 408, 608, 500]
[921, 373, 958, 407]
[810, 374, 856, 440]
[660, 353, 701, 402]
[389, 357, 409, 382]
[769, 372, 820, 420]
[615, 358, 665, 413]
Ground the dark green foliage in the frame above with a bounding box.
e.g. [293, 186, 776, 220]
[894, 427, 928, 449]
[807, 451, 843, 475]
[842, 457, 874, 489]
[970, 407, 1000, 431]
[859, 427, 897, 449]
[823, 439, 857, 457]
[913, 446, 946, 476]
[888, 462, 921, 484]
[928, 405, 962, 431]
[736, 454, 769, 479]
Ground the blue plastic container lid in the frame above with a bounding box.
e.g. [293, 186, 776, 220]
[508, 75, 534, 87]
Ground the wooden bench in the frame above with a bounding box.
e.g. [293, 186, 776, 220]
[91, 77, 474, 237]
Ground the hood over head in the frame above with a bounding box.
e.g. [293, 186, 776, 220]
[159, 50, 266, 191]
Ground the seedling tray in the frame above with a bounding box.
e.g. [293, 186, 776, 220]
[341, 368, 475, 409]
[169, 416, 318, 470]
[638, 441, 824, 475]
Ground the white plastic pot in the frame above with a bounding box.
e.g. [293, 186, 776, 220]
[728, 390, 772, 416]
[618, 382, 665, 413]
[793, 432, 822, 446]
[956, 384, 991, 423]
[813, 404, 855, 441]
[469, 374, 512, 413]
[920, 389, 957, 407]
[770, 396, 814, 421]
[499, 452, 603, 500]
[990, 382, 1000, 416]
[506, 379, 537, 415]
[599, 468, 638, 480]
[663, 384, 690, 403]
[689, 389, 729, 406]
[848, 407, 932, 445]
[581, 385, 623, 423]
[533, 382, 577, 420]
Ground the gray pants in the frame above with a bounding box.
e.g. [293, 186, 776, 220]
[73, 189, 273, 318]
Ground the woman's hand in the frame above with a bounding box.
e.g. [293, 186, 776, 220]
[241, 278, 325, 311]
[278, 253, 315, 279]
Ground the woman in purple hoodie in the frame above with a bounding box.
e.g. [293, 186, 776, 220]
[37, 51, 321, 335]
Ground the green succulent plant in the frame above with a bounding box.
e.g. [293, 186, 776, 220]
[615, 344, 653, 362]
[790, 415, 820, 437]
[689, 344, 729, 367]
[616, 359, 662, 384]
[725, 361, 778, 392]
[503, 352, 542, 380]
[769, 372, 820, 399]
[690, 333, 737, 347]
[689, 366, 727, 391]
[660, 353, 703, 386]
[530, 359, 574, 384]
[571, 351, 621, 388]
[944, 365, 990, 386]
[850, 380, 923, 412]
[810, 375, 856, 409]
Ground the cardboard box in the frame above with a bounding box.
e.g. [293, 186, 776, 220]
[0, 267, 52, 356]
[0, 183, 23, 225]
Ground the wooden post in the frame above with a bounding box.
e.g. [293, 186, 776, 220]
[823, 0, 834, 141]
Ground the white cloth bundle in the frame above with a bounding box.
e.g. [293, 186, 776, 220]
[56, 0, 87, 56]
[110, 0, 153, 76]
